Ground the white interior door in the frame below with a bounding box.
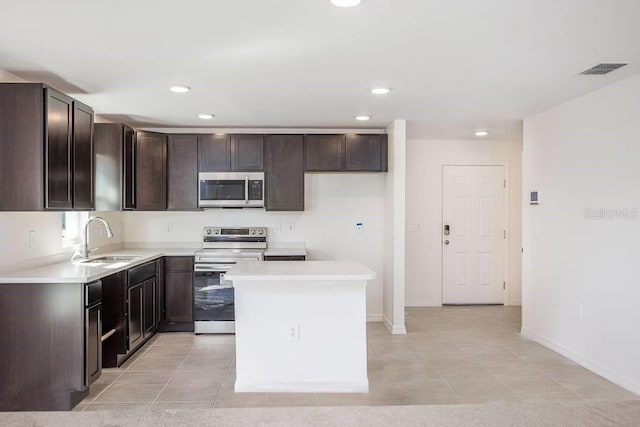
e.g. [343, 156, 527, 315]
[442, 165, 506, 304]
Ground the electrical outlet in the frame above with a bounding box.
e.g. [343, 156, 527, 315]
[286, 223, 295, 233]
[28, 230, 37, 248]
[167, 223, 173, 233]
[287, 323, 299, 342]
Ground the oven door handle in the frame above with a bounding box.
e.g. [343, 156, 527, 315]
[194, 264, 236, 272]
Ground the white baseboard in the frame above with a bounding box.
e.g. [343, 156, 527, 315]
[235, 380, 369, 393]
[508, 299, 522, 306]
[521, 328, 640, 396]
[383, 315, 407, 335]
[366, 314, 383, 322]
[405, 299, 441, 307]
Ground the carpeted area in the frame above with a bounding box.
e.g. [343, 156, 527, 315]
[2, 400, 640, 427]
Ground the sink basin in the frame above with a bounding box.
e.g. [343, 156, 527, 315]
[80, 255, 142, 267]
[91, 256, 141, 262]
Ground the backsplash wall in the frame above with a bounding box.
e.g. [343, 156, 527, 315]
[123, 174, 385, 318]
[0, 211, 124, 273]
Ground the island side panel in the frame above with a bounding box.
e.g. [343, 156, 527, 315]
[0, 282, 85, 411]
[234, 279, 368, 392]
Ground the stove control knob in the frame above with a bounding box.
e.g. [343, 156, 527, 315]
[205, 228, 212, 235]
[250, 229, 256, 235]
[213, 229, 220, 235]
[257, 229, 265, 236]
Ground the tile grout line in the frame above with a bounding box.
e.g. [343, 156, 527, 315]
[147, 339, 197, 411]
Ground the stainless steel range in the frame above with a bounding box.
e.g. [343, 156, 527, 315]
[193, 227, 266, 334]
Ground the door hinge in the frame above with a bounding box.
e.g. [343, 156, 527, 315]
[503, 281, 506, 290]
[503, 230, 506, 239]
[503, 179, 506, 188]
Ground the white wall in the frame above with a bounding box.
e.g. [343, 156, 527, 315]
[382, 120, 407, 334]
[522, 74, 640, 395]
[405, 138, 522, 307]
[123, 174, 385, 320]
[0, 211, 124, 273]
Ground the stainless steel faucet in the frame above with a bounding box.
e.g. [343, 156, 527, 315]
[80, 216, 114, 259]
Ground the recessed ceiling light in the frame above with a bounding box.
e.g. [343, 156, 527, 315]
[355, 115, 370, 121]
[474, 130, 489, 137]
[170, 85, 191, 93]
[198, 113, 215, 119]
[331, 0, 361, 7]
[371, 87, 390, 95]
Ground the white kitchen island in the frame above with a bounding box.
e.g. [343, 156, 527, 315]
[224, 260, 375, 393]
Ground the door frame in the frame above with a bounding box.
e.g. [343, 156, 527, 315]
[440, 162, 511, 306]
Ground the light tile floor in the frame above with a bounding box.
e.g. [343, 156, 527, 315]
[78, 306, 638, 411]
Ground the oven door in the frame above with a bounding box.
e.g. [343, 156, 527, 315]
[199, 172, 264, 208]
[193, 263, 236, 322]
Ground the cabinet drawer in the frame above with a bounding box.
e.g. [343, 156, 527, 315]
[128, 261, 156, 286]
[165, 256, 194, 272]
[85, 280, 102, 307]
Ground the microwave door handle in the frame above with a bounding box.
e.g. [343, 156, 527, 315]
[245, 176, 249, 204]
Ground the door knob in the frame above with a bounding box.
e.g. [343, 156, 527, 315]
[444, 240, 450, 245]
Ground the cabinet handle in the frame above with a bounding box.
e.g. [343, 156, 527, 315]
[101, 328, 116, 342]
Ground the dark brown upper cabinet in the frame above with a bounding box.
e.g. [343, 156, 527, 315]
[167, 134, 198, 210]
[72, 102, 94, 209]
[345, 134, 387, 172]
[198, 134, 231, 171]
[0, 83, 94, 211]
[305, 134, 387, 173]
[232, 134, 264, 171]
[134, 131, 167, 211]
[198, 134, 264, 172]
[305, 134, 344, 172]
[94, 123, 131, 211]
[265, 135, 305, 211]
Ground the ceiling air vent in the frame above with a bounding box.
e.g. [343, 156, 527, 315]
[580, 63, 627, 75]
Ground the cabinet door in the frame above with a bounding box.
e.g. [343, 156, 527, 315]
[85, 303, 102, 385]
[0, 83, 45, 211]
[165, 271, 193, 322]
[94, 123, 124, 211]
[123, 126, 136, 209]
[304, 134, 344, 171]
[127, 283, 144, 350]
[345, 134, 386, 171]
[265, 135, 304, 211]
[232, 135, 264, 171]
[45, 88, 74, 209]
[167, 135, 198, 210]
[73, 102, 94, 209]
[198, 134, 231, 171]
[100, 271, 127, 368]
[143, 278, 157, 337]
[135, 131, 167, 210]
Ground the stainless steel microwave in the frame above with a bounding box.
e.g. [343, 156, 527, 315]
[198, 172, 265, 208]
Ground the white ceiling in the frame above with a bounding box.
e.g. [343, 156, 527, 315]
[1, 0, 639, 141]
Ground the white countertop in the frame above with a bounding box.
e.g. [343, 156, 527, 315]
[225, 260, 375, 281]
[0, 248, 198, 284]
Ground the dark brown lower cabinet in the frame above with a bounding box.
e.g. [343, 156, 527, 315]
[127, 282, 144, 350]
[143, 278, 158, 336]
[85, 301, 102, 386]
[0, 282, 88, 410]
[161, 256, 194, 332]
[101, 271, 127, 368]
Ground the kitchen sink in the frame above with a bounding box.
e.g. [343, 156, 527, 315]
[90, 256, 141, 262]
[79, 255, 142, 268]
